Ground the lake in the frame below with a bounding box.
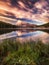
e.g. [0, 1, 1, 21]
[0, 29, 49, 44]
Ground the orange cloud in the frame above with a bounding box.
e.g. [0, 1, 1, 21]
[0, 0, 49, 25]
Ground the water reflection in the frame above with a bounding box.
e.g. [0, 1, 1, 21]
[0, 29, 49, 44]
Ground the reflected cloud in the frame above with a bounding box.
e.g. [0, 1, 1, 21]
[0, 30, 49, 44]
[16, 31, 49, 43]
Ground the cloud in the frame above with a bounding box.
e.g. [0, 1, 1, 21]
[0, 0, 49, 25]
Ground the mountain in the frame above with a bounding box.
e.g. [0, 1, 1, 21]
[0, 21, 48, 29]
[0, 21, 18, 28]
[39, 23, 49, 27]
[0, 21, 37, 28]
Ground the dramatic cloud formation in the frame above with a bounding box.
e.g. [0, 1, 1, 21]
[0, 0, 49, 25]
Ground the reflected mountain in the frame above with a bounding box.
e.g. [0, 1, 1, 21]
[0, 29, 49, 44]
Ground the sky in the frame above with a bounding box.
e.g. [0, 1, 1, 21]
[0, 0, 49, 25]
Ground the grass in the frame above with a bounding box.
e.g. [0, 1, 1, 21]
[0, 40, 49, 65]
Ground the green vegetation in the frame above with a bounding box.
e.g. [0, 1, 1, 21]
[0, 21, 49, 29]
[39, 23, 49, 27]
[0, 21, 17, 28]
[0, 40, 49, 65]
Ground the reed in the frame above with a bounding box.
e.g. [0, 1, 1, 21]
[0, 40, 49, 65]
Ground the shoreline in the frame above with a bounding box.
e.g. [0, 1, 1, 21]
[0, 28, 49, 30]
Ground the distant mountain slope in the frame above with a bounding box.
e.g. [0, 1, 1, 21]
[39, 23, 49, 27]
[0, 21, 17, 28]
[0, 21, 48, 28]
[0, 21, 38, 28]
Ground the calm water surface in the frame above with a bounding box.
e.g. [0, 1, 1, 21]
[0, 29, 49, 44]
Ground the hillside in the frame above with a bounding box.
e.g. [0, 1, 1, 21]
[0, 21, 18, 28]
[39, 23, 49, 27]
[0, 21, 49, 28]
[0, 21, 38, 28]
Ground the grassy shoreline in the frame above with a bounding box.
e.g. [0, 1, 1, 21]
[0, 40, 49, 65]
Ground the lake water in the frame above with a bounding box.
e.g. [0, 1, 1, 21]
[0, 29, 49, 44]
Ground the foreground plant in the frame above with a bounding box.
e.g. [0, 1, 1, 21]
[0, 40, 49, 65]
